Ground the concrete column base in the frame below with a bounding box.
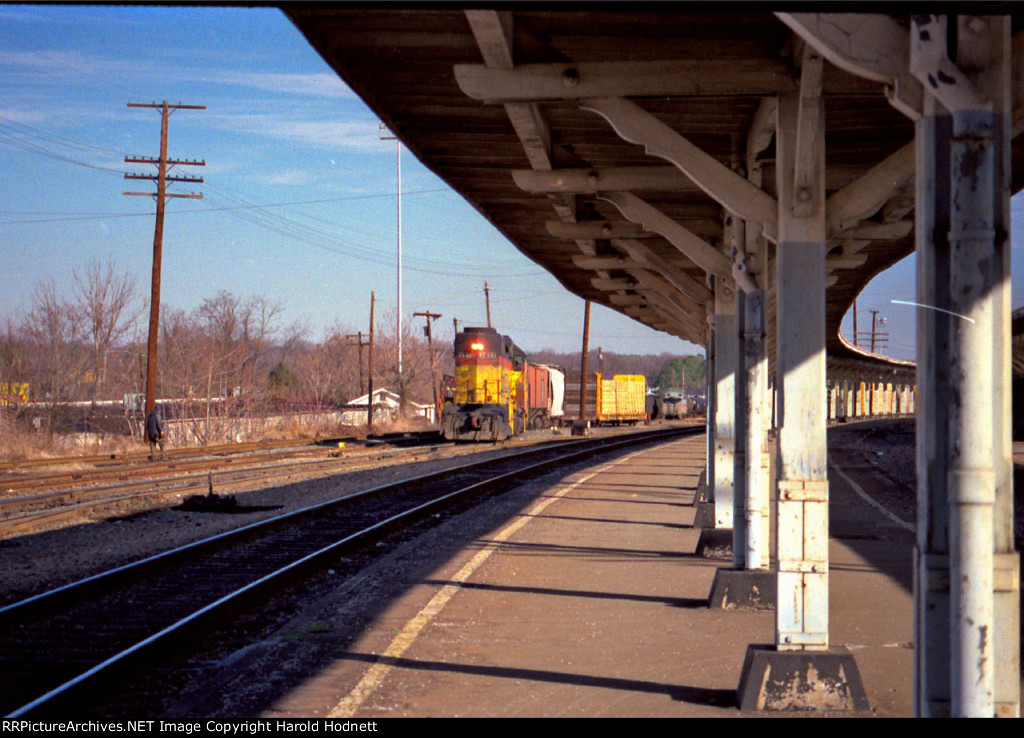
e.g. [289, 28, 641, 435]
[695, 480, 710, 505]
[695, 527, 732, 559]
[693, 501, 715, 528]
[736, 645, 869, 712]
[707, 568, 775, 610]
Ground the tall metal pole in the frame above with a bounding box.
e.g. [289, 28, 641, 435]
[379, 124, 402, 378]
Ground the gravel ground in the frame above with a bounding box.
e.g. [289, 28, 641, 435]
[828, 417, 1024, 547]
[0, 429, 580, 606]
[0, 424, 689, 607]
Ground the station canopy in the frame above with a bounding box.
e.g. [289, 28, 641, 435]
[286, 8, 1024, 380]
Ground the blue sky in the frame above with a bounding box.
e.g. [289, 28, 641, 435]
[1, 4, 700, 359]
[4, 5, 1023, 364]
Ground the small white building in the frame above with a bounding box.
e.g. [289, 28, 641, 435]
[340, 388, 436, 426]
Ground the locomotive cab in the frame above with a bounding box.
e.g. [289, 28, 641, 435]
[443, 327, 526, 442]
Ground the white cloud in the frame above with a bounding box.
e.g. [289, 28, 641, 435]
[209, 113, 386, 152]
[249, 168, 318, 186]
[203, 70, 355, 99]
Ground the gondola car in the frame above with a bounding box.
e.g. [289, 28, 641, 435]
[441, 326, 527, 441]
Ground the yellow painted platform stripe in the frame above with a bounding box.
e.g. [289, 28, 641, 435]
[327, 447, 649, 717]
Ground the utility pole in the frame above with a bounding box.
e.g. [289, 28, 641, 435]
[414, 311, 442, 422]
[124, 100, 205, 420]
[367, 292, 376, 433]
[345, 331, 369, 394]
[852, 299, 859, 347]
[579, 299, 592, 422]
[855, 309, 889, 353]
[379, 123, 403, 378]
[483, 281, 492, 328]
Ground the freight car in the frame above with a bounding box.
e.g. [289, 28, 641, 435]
[526, 363, 565, 429]
[563, 372, 648, 425]
[662, 389, 688, 419]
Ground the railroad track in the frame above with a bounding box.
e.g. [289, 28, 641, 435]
[0, 432, 454, 537]
[0, 429, 437, 477]
[1, 425, 699, 717]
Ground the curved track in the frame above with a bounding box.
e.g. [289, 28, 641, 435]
[1, 425, 698, 717]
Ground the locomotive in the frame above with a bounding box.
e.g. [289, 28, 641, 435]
[440, 326, 564, 442]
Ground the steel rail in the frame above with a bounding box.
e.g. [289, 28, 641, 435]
[0, 440, 454, 535]
[3, 425, 697, 717]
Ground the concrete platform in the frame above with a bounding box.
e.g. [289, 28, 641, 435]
[239, 433, 916, 717]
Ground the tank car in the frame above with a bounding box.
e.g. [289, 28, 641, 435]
[441, 326, 527, 441]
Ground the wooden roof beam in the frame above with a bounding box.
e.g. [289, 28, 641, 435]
[826, 142, 915, 235]
[452, 58, 887, 102]
[629, 269, 708, 323]
[612, 238, 713, 304]
[572, 255, 646, 271]
[465, 10, 553, 171]
[513, 166, 697, 194]
[582, 97, 778, 227]
[598, 191, 732, 278]
[545, 221, 654, 240]
[778, 12, 923, 119]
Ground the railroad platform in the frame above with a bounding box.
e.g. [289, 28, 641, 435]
[220, 429, 916, 718]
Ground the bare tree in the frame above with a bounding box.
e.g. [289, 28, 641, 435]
[21, 279, 85, 430]
[72, 260, 141, 401]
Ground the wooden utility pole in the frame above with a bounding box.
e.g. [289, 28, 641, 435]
[483, 281, 492, 328]
[852, 299, 859, 347]
[345, 331, 368, 393]
[367, 292, 376, 432]
[124, 100, 205, 420]
[579, 299, 592, 421]
[414, 310, 442, 422]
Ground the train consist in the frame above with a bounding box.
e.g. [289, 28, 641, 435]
[440, 326, 653, 441]
[441, 327, 566, 442]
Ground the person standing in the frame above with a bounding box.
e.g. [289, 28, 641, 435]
[146, 405, 166, 460]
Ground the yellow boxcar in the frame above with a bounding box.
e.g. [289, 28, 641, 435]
[598, 374, 646, 424]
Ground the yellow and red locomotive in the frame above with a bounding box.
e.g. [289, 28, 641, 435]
[441, 327, 526, 441]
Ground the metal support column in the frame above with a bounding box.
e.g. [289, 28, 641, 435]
[910, 14, 1019, 717]
[773, 88, 829, 653]
[738, 70, 866, 711]
[712, 279, 737, 532]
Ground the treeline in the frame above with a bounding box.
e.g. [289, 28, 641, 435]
[0, 260, 449, 443]
[528, 348, 706, 394]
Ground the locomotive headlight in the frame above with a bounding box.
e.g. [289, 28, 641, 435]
[471, 342, 485, 351]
